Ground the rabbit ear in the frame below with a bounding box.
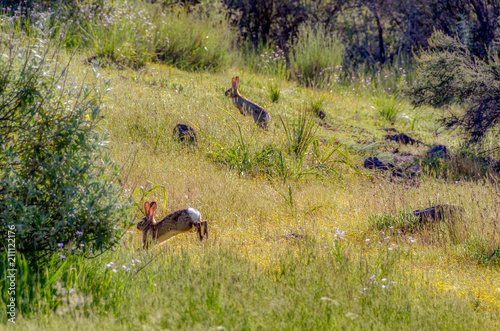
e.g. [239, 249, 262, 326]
[234, 76, 240, 89]
[149, 201, 157, 216]
[144, 202, 150, 216]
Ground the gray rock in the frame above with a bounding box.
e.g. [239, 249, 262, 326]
[407, 163, 422, 177]
[427, 145, 448, 158]
[413, 204, 464, 224]
[364, 156, 397, 171]
[173, 124, 197, 143]
[385, 133, 422, 145]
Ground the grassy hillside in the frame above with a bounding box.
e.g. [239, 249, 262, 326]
[1, 1, 500, 329]
[6, 50, 499, 329]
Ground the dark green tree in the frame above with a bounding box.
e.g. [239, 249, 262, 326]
[409, 30, 500, 143]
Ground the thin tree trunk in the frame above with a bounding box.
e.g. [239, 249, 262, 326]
[368, 1, 386, 64]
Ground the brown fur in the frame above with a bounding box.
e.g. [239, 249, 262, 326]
[225, 76, 271, 129]
[137, 201, 208, 249]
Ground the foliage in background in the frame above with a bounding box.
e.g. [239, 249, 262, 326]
[16, 0, 239, 71]
[0, 19, 132, 266]
[408, 30, 500, 144]
[223, 0, 500, 71]
[6, 0, 500, 75]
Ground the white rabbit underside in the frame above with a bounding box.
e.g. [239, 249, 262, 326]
[187, 207, 201, 221]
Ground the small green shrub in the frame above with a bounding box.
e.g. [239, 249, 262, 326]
[408, 30, 500, 143]
[0, 23, 133, 266]
[289, 23, 344, 87]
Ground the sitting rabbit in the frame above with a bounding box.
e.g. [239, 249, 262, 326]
[225, 76, 271, 129]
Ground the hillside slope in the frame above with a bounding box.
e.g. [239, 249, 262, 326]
[13, 57, 500, 329]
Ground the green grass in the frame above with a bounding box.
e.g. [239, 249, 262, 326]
[8, 238, 495, 330]
[2, 1, 500, 329]
[372, 91, 404, 122]
[3, 56, 498, 329]
[52, 0, 238, 70]
[269, 81, 281, 102]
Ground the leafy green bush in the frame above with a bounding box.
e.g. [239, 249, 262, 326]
[0, 22, 132, 267]
[408, 30, 500, 143]
[289, 23, 344, 87]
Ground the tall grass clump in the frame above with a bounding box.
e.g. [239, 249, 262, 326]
[368, 209, 420, 232]
[280, 109, 317, 158]
[0, 20, 133, 266]
[207, 110, 275, 177]
[154, 4, 239, 71]
[372, 90, 403, 122]
[308, 96, 326, 119]
[289, 23, 344, 88]
[208, 109, 348, 182]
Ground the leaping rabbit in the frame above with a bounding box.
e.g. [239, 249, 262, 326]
[225, 76, 271, 129]
[137, 201, 208, 249]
